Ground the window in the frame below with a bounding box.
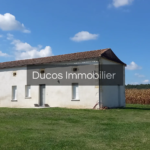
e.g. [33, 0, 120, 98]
[25, 85, 31, 98]
[13, 72, 17, 76]
[72, 83, 79, 100]
[12, 86, 17, 100]
[40, 69, 45, 74]
[73, 67, 78, 72]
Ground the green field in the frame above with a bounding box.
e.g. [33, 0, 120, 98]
[0, 104, 150, 150]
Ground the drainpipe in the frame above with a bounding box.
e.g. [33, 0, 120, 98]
[98, 57, 103, 109]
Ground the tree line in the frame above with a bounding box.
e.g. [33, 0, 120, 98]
[125, 84, 150, 89]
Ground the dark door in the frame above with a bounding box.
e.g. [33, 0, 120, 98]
[39, 85, 45, 106]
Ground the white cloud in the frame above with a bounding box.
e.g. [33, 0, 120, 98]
[71, 31, 99, 42]
[0, 13, 30, 33]
[109, 0, 134, 8]
[0, 50, 9, 57]
[143, 80, 149, 84]
[0, 35, 3, 38]
[7, 34, 53, 60]
[15, 46, 52, 60]
[129, 82, 139, 85]
[134, 73, 145, 78]
[128, 80, 150, 85]
[7, 33, 14, 40]
[12, 39, 32, 51]
[126, 61, 142, 70]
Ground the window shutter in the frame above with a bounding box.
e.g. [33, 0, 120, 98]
[12, 86, 17, 100]
[72, 83, 79, 99]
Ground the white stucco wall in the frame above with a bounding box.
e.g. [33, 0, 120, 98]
[0, 60, 99, 108]
[100, 58, 126, 108]
[0, 58, 125, 108]
[0, 67, 38, 108]
[46, 85, 99, 109]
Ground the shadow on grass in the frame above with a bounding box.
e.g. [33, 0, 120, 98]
[122, 106, 150, 111]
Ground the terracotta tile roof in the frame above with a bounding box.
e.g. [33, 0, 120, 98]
[0, 48, 126, 69]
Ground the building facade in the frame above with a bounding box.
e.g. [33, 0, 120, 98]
[0, 48, 126, 108]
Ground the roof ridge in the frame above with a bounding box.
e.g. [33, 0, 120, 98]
[0, 48, 127, 69]
[0, 48, 110, 64]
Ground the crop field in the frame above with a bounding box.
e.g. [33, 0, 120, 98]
[126, 89, 150, 104]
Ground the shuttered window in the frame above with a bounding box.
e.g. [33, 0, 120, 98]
[25, 85, 31, 98]
[12, 86, 17, 100]
[72, 83, 79, 100]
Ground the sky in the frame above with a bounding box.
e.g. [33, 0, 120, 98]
[0, 0, 149, 85]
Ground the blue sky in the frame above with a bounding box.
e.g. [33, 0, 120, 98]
[0, 0, 149, 84]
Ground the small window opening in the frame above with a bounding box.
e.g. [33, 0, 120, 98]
[73, 67, 78, 72]
[95, 74, 98, 78]
[40, 69, 45, 74]
[13, 72, 17, 76]
[93, 71, 98, 78]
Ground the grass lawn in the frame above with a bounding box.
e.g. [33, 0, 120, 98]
[0, 104, 150, 150]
